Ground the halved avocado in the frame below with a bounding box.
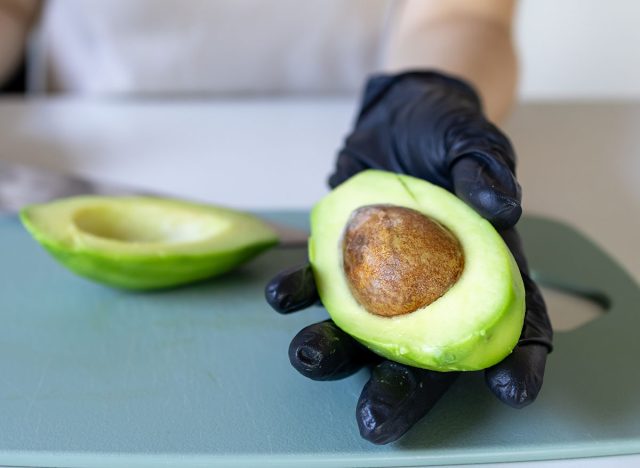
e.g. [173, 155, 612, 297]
[20, 196, 278, 289]
[309, 170, 525, 371]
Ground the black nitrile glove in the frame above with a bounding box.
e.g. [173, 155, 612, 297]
[265, 71, 553, 444]
[330, 70, 523, 229]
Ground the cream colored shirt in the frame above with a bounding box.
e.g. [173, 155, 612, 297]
[36, 0, 394, 95]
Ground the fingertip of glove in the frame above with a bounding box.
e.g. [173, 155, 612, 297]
[356, 362, 415, 444]
[289, 321, 369, 381]
[264, 274, 291, 314]
[460, 187, 522, 230]
[264, 277, 280, 308]
[356, 402, 397, 445]
[485, 366, 538, 409]
[264, 265, 319, 314]
[356, 362, 458, 444]
[485, 344, 548, 409]
[483, 191, 522, 230]
[289, 342, 323, 375]
[451, 157, 522, 229]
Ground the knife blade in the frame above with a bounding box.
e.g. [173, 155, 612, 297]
[0, 160, 308, 248]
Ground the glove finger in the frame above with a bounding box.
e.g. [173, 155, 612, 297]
[486, 227, 552, 407]
[484, 343, 549, 409]
[289, 320, 373, 381]
[499, 227, 554, 349]
[451, 156, 522, 230]
[497, 227, 530, 273]
[265, 264, 319, 314]
[356, 361, 458, 444]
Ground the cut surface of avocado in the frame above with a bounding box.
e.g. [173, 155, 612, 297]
[309, 170, 525, 371]
[20, 196, 278, 289]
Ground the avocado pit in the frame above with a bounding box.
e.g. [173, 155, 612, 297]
[342, 205, 464, 317]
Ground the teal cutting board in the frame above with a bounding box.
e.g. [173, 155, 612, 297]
[0, 212, 639, 467]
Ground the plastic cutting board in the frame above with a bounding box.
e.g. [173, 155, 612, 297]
[0, 211, 639, 467]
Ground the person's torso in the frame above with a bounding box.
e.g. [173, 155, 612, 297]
[36, 0, 394, 95]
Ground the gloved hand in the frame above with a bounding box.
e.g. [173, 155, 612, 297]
[265, 71, 553, 445]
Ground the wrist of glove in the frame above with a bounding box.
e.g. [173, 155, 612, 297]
[265, 70, 553, 444]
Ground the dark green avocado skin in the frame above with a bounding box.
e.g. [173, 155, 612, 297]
[41, 239, 277, 290]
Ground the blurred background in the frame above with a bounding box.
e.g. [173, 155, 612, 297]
[4, 0, 640, 99]
[516, 0, 640, 100]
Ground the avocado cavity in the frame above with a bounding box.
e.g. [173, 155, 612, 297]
[72, 204, 229, 244]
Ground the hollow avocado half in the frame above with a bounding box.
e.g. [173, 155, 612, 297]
[309, 170, 525, 371]
[20, 196, 278, 290]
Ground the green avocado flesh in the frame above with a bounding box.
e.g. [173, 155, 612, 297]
[20, 196, 278, 290]
[309, 170, 525, 371]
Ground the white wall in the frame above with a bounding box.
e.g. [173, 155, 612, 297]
[517, 0, 640, 100]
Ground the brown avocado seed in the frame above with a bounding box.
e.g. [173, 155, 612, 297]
[342, 205, 464, 317]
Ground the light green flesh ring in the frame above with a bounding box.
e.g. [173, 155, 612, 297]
[309, 170, 525, 372]
[20, 196, 279, 290]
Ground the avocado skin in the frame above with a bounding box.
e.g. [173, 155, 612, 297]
[38, 238, 277, 290]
